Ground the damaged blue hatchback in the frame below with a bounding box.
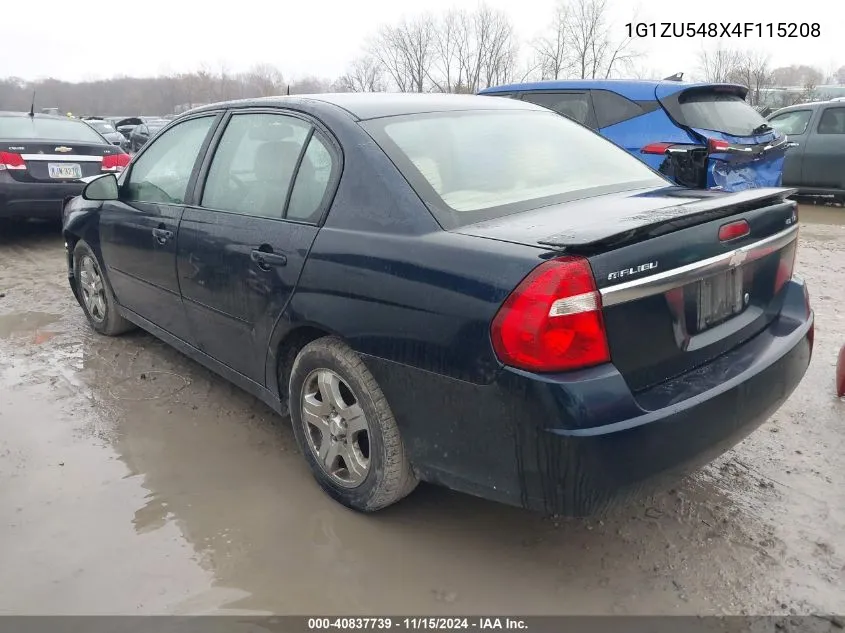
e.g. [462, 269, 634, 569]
[479, 79, 789, 193]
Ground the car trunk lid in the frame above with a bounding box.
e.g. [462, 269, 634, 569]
[0, 140, 119, 183]
[457, 186, 799, 392]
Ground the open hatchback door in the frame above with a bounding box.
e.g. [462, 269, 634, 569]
[647, 83, 789, 193]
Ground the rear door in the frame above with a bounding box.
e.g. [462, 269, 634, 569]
[656, 84, 789, 192]
[99, 114, 219, 340]
[801, 105, 845, 189]
[177, 109, 339, 383]
[519, 91, 598, 129]
[767, 108, 814, 186]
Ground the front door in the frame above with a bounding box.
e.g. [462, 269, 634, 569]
[177, 110, 338, 383]
[802, 106, 845, 189]
[767, 108, 814, 187]
[99, 114, 218, 340]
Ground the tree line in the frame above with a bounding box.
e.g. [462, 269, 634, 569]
[1, 0, 843, 116]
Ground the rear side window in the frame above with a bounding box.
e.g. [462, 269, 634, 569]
[201, 113, 310, 219]
[286, 133, 335, 223]
[768, 110, 812, 135]
[0, 116, 106, 143]
[677, 91, 768, 136]
[520, 92, 596, 127]
[817, 108, 845, 135]
[591, 90, 644, 128]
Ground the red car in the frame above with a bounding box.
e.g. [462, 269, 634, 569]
[837, 344, 845, 397]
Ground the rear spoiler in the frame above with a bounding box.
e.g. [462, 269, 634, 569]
[538, 187, 797, 253]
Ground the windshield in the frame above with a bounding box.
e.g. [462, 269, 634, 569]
[678, 91, 770, 136]
[768, 110, 812, 135]
[0, 116, 107, 143]
[362, 110, 665, 228]
[88, 120, 117, 134]
[147, 121, 168, 131]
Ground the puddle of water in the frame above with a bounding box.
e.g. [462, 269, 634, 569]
[0, 312, 61, 339]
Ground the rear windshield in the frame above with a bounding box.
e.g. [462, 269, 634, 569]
[0, 116, 106, 143]
[362, 110, 665, 229]
[88, 120, 117, 133]
[678, 91, 769, 136]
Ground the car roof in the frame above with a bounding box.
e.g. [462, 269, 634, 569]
[0, 110, 84, 121]
[479, 79, 741, 102]
[187, 92, 546, 121]
[768, 100, 843, 117]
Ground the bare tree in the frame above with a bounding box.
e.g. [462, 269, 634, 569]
[369, 15, 435, 92]
[728, 51, 773, 105]
[428, 10, 464, 93]
[835, 65, 845, 85]
[245, 63, 285, 96]
[336, 56, 386, 92]
[474, 4, 519, 89]
[560, 0, 638, 80]
[532, 2, 570, 80]
[697, 46, 743, 83]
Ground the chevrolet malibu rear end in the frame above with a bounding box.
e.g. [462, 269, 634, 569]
[347, 102, 813, 515]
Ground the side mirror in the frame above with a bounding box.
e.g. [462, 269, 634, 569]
[82, 173, 119, 201]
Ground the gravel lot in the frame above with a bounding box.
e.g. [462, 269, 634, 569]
[0, 206, 843, 616]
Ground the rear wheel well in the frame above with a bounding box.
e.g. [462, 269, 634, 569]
[276, 326, 332, 413]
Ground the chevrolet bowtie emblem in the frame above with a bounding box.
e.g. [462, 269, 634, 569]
[55, 146, 73, 153]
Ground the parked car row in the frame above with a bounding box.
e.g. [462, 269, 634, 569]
[60, 93, 813, 515]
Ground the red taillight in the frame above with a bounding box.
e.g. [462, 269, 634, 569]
[641, 142, 673, 155]
[708, 138, 730, 153]
[490, 257, 610, 373]
[0, 151, 26, 171]
[101, 153, 130, 172]
[718, 220, 750, 242]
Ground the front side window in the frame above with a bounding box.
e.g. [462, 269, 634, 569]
[201, 113, 311, 219]
[123, 116, 215, 204]
[768, 110, 812, 136]
[817, 108, 845, 135]
[362, 109, 665, 228]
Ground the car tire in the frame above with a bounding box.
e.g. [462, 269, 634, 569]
[288, 336, 418, 512]
[72, 240, 135, 336]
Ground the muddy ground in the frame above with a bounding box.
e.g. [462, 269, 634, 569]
[0, 206, 843, 616]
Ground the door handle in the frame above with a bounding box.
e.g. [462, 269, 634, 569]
[152, 227, 173, 244]
[251, 249, 287, 271]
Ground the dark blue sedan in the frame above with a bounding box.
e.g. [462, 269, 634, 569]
[62, 94, 813, 516]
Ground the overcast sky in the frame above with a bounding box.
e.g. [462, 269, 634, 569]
[1, 0, 841, 82]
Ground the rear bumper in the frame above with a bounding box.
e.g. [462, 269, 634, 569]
[364, 278, 813, 515]
[0, 175, 85, 219]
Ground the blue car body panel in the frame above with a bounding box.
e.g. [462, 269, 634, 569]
[480, 79, 787, 193]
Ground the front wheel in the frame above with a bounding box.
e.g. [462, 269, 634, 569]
[73, 240, 135, 336]
[288, 337, 418, 512]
